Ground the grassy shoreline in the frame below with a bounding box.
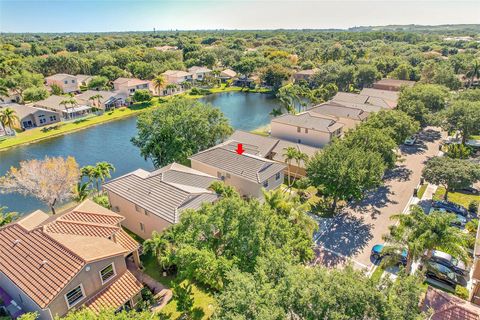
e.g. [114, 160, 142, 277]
[0, 86, 271, 152]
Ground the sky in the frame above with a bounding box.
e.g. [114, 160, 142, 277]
[0, 0, 479, 33]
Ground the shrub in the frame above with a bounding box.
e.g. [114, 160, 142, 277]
[469, 200, 479, 214]
[466, 219, 478, 234]
[189, 87, 211, 95]
[93, 195, 110, 209]
[455, 285, 469, 299]
[132, 89, 152, 102]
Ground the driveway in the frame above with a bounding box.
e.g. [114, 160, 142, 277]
[314, 127, 445, 270]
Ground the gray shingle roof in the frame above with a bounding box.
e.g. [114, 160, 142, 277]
[272, 112, 344, 133]
[189, 146, 287, 183]
[103, 163, 218, 224]
[229, 130, 279, 156]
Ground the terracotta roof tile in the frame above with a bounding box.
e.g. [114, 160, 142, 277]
[85, 270, 143, 313]
[115, 230, 140, 253]
[59, 210, 124, 225]
[44, 221, 119, 238]
[0, 224, 84, 308]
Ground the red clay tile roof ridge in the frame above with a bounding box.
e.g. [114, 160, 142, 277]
[61, 209, 125, 221]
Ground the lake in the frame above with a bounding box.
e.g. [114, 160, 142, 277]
[0, 92, 279, 214]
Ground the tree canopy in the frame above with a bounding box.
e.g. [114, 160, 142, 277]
[131, 97, 233, 168]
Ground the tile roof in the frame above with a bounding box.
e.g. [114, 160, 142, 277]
[220, 69, 237, 78]
[188, 66, 212, 74]
[75, 90, 125, 104]
[104, 163, 218, 224]
[112, 77, 149, 86]
[270, 140, 319, 167]
[272, 112, 344, 133]
[0, 103, 58, 120]
[189, 145, 287, 183]
[0, 224, 85, 309]
[422, 286, 480, 320]
[45, 73, 76, 81]
[33, 95, 88, 113]
[374, 78, 415, 87]
[360, 88, 399, 107]
[229, 130, 279, 156]
[44, 220, 119, 238]
[309, 102, 369, 121]
[332, 92, 394, 109]
[85, 270, 143, 313]
[16, 210, 50, 231]
[162, 70, 192, 77]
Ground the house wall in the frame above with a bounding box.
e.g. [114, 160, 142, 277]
[270, 122, 334, 148]
[106, 191, 173, 239]
[0, 272, 51, 320]
[46, 77, 79, 93]
[32, 110, 61, 127]
[190, 159, 283, 198]
[48, 255, 127, 318]
[114, 83, 150, 96]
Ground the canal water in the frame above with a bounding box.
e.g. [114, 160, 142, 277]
[0, 92, 279, 213]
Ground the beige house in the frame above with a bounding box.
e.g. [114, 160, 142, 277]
[219, 69, 237, 82]
[162, 70, 193, 84]
[32, 95, 93, 120]
[293, 69, 317, 82]
[76, 90, 127, 111]
[372, 78, 415, 92]
[0, 200, 142, 320]
[188, 66, 212, 81]
[308, 102, 369, 131]
[228, 130, 318, 178]
[271, 112, 344, 148]
[75, 74, 94, 87]
[104, 163, 219, 238]
[0, 103, 60, 130]
[189, 144, 287, 198]
[45, 74, 80, 93]
[112, 78, 151, 96]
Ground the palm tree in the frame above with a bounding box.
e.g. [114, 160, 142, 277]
[143, 231, 176, 272]
[88, 94, 103, 110]
[152, 75, 166, 96]
[283, 147, 298, 188]
[466, 60, 480, 88]
[73, 182, 91, 202]
[293, 151, 309, 182]
[60, 98, 78, 119]
[95, 162, 115, 193]
[382, 205, 471, 274]
[0, 107, 19, 135]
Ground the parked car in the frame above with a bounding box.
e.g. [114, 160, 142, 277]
[429, 250, 469, 276]
[371, 244, 407, 266]
[453, 186, 479, 195]
[432, 200, 469, 217]
[428, 207, 467, 228]
[404, 135, 417, 146]
[424, 260, 467, 287]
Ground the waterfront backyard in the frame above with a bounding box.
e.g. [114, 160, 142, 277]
[0, 91, 280, 213]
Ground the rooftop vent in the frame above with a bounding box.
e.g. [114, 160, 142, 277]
[13, 239, 21, 246]
[39, 260, 48, 268]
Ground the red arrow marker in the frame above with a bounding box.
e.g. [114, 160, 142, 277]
[236, 143, 244, 155]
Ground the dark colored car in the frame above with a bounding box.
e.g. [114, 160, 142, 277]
[428, 207, 467, 228]
[453, 186, 479, 195]
[429, 250, 469, 276]
[424, 260, 468, 287]
[371, 244, 407, 266]
[432, 201, 469, 217]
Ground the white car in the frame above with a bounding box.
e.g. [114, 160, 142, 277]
[404, 135, 417, 146]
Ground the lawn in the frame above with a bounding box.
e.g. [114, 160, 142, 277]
[370, 266, 385, 283]
[433, 186, 480, 209]
[123, 227, 216, 319]
[417, 183, 428, 199]
[0, 100, 160, 151]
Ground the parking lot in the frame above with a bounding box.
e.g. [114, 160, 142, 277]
[313, 127, 445, 271]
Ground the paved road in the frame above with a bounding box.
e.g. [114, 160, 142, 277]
[313, 127, 445, 270]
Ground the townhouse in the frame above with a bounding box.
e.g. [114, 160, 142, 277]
[45, 74, 80, 94]
[112, 78, 151, 96]
[0, 200, 142, 320]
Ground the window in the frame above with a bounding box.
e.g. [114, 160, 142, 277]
[297, 127, 301, 133]
[49, 115, 56, 121]
[275, 172, 281, 181]
[65, 285, 85, 308]
[100, 264, 116, 284]
[64, 80, 68, 84]
[263, 180, 269, 188]
[140, 222, 145, 232]
[297, 139, 301, 143]
[71, 80, 75, 83]
[305, 128, 308, 134]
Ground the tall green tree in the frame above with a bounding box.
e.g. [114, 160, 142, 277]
[422, 156, 480, 200]
[363, 109, 420, 145]
[307, 142, 386, 211]
[441, 100, 480, 143]
[132, 98, 233, 168]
